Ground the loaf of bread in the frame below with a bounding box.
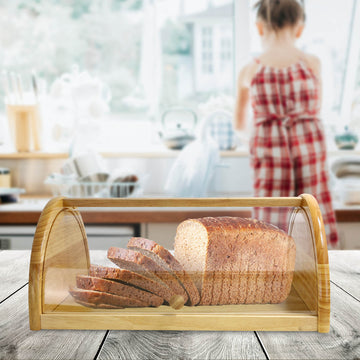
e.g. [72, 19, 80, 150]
[174, 217, 296, 305]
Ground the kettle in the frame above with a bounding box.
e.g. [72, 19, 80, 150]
[158, 108, 197, 150]
[334, 126, 359, 150]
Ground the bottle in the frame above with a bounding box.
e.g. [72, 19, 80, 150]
[0, 168, 11, 188]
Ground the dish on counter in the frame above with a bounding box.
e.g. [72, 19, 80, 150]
[0, 188, 25, 203]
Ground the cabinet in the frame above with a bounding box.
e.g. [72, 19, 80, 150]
[0, 225, 138, 250]
[141, 222, 178, 249]
[0, 226, 36, 250]
[337, 223, 360, 250]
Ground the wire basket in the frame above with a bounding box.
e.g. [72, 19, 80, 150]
[45, 176, 145, 198]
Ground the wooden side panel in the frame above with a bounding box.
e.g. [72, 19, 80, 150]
[28, 197, 90, 330]
[300, 194, 330, 333]
[43, 208, 90, 313]
[289, 208, 318, 314]
[29, 197, 64, 330]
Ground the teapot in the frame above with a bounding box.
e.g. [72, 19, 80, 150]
[334, 126, 359, 150]
[158, 108, 197, 150]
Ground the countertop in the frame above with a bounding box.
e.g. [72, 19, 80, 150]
[0, 196, 359, 224]
[0, 197, 253, 224]
[0, 148, 359, 159]
[0, 250, 359, 359]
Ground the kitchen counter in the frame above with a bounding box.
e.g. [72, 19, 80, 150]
[0, 197, 359, 224]
[0, 148, 359, 158]
[0, 197, 253, 224]
[0, 250, 359, 359]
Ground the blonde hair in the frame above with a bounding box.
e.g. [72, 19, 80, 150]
[254, 0, 305, 31]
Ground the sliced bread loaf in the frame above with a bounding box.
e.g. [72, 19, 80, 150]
[127, 237, 200, 306]
[89, 264, 173, 304]
[76, 275, 163, 307]
[69, 287, 147, 309]
[107, 247, 188, 305]
[174, 217, 296, 305]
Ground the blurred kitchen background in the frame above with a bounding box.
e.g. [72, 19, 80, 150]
[0, 0, 359, 250]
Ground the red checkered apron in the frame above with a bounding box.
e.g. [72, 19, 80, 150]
[249, 59, 338, 246]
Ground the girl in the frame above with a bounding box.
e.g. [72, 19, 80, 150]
[235, 0, 338, 247]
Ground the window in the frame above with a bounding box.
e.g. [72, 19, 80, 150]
[159, 0, 235, 114]
[0, 0, 235, 124]
[220, 26, 232, 71]
[202, 27, 214, 74]
[0, 0, 359, 138]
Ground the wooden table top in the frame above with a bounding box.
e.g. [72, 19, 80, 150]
[1, 250, 359, 360]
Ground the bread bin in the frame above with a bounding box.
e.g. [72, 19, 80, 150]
[28, 195, 330, 332]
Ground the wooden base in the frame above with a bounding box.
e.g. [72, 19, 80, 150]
[41, 313, 317, 331]
[40, 287, 317, 331]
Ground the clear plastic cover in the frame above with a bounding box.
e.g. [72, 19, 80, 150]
[40, 202, 318, 317]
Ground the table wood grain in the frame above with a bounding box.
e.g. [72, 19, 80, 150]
[0, 250, 30, 302]
[97, 331, 267, 360]
[0, 250, 359, 360]
[329, 251, 360, 301]
[0, 287, 106, 360]
[257, 284, 360, 359]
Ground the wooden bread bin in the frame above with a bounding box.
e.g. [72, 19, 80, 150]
[28, 195, 330, 332]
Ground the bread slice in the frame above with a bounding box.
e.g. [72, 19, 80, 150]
[174, 217, 296, 305]
[89, 264, 173, 303]
[69, 287, 147, 309]
[76, 275, 163, 307]
[107, 247, 188, 305]
[127, 237, 200, 306]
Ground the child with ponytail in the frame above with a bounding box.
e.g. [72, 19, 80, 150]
[235, 0, 338, 246]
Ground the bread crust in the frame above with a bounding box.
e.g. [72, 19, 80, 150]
[108, 247, 188, 304]
[128, 237, 200, 305]
[76, 275, 163, 307]
[69, 287, 147, 309]
[89, 264, 173, 303]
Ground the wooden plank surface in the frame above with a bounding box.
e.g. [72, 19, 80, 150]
[97, 331, 267, 360]
[329, 250, 360, 300]
[257, 283, 360, 359]
[0, 250, 30, 302]
[0, 286, 106, 360]
[0, 250, 359, 360]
